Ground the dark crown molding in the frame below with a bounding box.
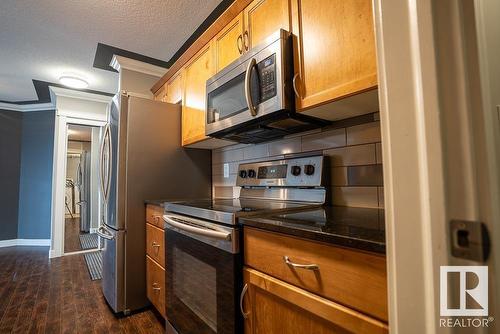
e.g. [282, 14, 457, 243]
[0, 80, 114, 105]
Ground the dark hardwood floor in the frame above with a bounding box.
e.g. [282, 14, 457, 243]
[64, 217, 82, 253]
[0, 246, 165, 334]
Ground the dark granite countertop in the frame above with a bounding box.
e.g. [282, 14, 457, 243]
[239, 206, 386, 254]
[144, 199, 169, 207]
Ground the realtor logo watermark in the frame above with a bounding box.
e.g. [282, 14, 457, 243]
[440, 266, 493, 328]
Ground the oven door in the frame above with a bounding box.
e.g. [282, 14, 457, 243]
[163, 214, 241, 334]
[205, 30, 291, 137]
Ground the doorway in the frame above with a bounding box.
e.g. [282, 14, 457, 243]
[63, 124, 102, 254]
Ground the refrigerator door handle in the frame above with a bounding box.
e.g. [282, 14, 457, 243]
[99, 124, 108, 201]
[104, 124, 112, 203]
[97, 225, 114, 240]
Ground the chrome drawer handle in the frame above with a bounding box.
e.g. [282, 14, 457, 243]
[152, 242, 160, 248]
[283, 256, 319, 271]
[240, 283, 250, 319]
[152, 283, 161, 291]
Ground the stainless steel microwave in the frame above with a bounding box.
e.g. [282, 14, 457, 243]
[205, 30, 329, 144]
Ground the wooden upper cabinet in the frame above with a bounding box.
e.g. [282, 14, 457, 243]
[214, 12, 245, 72]
[243, 0, 291, 50]
[165, 70, 183, 104]
[154, 84, 167, 102]
[182, 43, 215, 146]
[291, 0, 378, 111]
[242, 268, 388, 334]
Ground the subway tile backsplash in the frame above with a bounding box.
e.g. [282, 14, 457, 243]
[211, 113, 384, 209]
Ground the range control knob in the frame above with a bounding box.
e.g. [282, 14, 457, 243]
[291, 165, 301, 176]
[247, 169, 256, 178]
[304, 164, 315, 176]
[239, 170, 247, 178]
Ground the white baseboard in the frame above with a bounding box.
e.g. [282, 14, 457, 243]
[0, 239, 51, 248]
[49, 249, 61, 258]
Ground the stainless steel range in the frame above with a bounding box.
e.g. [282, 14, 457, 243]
[163, 155, 325, 334]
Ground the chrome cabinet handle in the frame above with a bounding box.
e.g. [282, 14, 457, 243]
[244, 58, 257, 116]
[237, 35, 243, 54]
[292, 73, 301, 98]
[240, 283, 250, 319]
[243, 30, 249, 51]
[283, 256, 319, 271]
[151, 215, 161, 224]
[152, 283, 161, 291]
[152, 242, 160, 248]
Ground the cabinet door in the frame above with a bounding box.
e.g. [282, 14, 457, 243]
[146, 255, 166, 318]
[214, 12, 244, 72]
[291, 0, 377, 111]
[165, 70, 183, 104]
[182, 43, 215, 146]
[243, 0, 291, 51]
[242, 268, 388, 334]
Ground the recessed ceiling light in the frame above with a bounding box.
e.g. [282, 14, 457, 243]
[59, 75, 89, 89]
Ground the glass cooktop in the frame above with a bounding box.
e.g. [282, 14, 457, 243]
[164, 198, 320, 225]
[169, 198, 311, 213]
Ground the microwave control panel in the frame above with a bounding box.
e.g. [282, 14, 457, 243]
[258, 54, 277, 102]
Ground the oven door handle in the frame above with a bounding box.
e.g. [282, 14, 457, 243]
[244, 57, 257, 116]
[163, 215, 232, 241]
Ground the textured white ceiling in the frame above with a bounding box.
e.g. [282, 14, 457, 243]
[0, 0, 222, 102]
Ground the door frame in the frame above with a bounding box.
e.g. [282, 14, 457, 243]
[374, 0, 498, 332]
[49, 87, 111, 258]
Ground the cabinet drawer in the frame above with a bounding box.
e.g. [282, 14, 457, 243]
[146, 255, 166, 318]
[146, 223, 165, 268]
[146, 204, 164, 228]
[243, 227, 388, 321]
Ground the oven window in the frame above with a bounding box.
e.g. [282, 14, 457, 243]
[173, 246, 217, 331]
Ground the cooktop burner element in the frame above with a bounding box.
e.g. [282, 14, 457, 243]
[165, 155, 326, 225]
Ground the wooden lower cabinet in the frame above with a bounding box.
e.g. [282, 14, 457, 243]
[146, 255, 166, 319]
[146, 223, 165, 268]
[146, 204, 163, 228]
[242, 268, 388, 334]
[244, 227, 388, 321]
[145, 203, 166, 319]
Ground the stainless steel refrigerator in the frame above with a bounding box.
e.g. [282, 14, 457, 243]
[97, 94, 211, 314]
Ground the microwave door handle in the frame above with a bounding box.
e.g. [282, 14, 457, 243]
[244, 58, 257, 116]
[163, 215, 231, 241]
